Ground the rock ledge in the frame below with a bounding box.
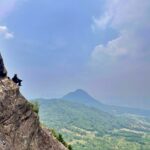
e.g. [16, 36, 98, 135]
[0, 59, 67, 150]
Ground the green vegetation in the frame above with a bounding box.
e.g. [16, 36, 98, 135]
[30, 100, 72, 149]
[50, 129, 73, 150]
[37, 99, 150, 150]
[29, 101, 39, 114]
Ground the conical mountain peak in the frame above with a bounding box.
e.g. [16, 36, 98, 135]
[62, 89, 101, 106]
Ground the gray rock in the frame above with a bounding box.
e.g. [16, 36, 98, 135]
[0, 55, 67, 150]
[0, 53, 7, 78]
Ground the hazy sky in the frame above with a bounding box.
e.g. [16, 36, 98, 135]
[0, 0, 150, 109]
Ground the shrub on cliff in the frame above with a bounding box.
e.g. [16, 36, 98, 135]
[28, 101, 39, 114]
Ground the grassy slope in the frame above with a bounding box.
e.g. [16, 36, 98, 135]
[36, 99, 150, 150]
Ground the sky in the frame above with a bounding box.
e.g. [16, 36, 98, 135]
[0, 0, 150, 109]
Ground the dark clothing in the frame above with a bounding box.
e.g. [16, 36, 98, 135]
[12, 74, 22, 86]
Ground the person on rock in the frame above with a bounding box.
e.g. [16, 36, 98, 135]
[12, 74, 22, 86]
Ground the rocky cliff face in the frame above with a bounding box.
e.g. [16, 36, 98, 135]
[0, 54, 7, 77]
[0, 55, 67, 150]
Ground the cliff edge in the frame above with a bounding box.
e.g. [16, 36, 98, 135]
[0, 54, 67, 150]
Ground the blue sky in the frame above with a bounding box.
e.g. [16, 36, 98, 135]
[0, 0, 150, 109]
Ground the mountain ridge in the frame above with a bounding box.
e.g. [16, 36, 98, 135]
[62, 89, 102, 107]
[36, 89, 150, 117]
[36, 92, 150, 150]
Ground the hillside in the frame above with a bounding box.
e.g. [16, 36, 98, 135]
[63, 89, 150, 117]
[0, 54, 67, 150]
[36, 90, 150, 150]
[39, 99, 126, 134]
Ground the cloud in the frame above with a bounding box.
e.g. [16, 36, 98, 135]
[0, 26, 14, 39]
[92, 13, 112, 31]
[91, 0, 150, 64]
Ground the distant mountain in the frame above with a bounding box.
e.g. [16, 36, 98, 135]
[35, 95, 150, 150]
[63, 89, 102, 107]
[62, 89, 150, 117]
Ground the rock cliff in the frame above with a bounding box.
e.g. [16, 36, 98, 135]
[0, 54, 67, 150]
[0, 53, 7, 77]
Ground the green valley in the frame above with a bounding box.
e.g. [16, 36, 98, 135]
[34, 90, 150, 150]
